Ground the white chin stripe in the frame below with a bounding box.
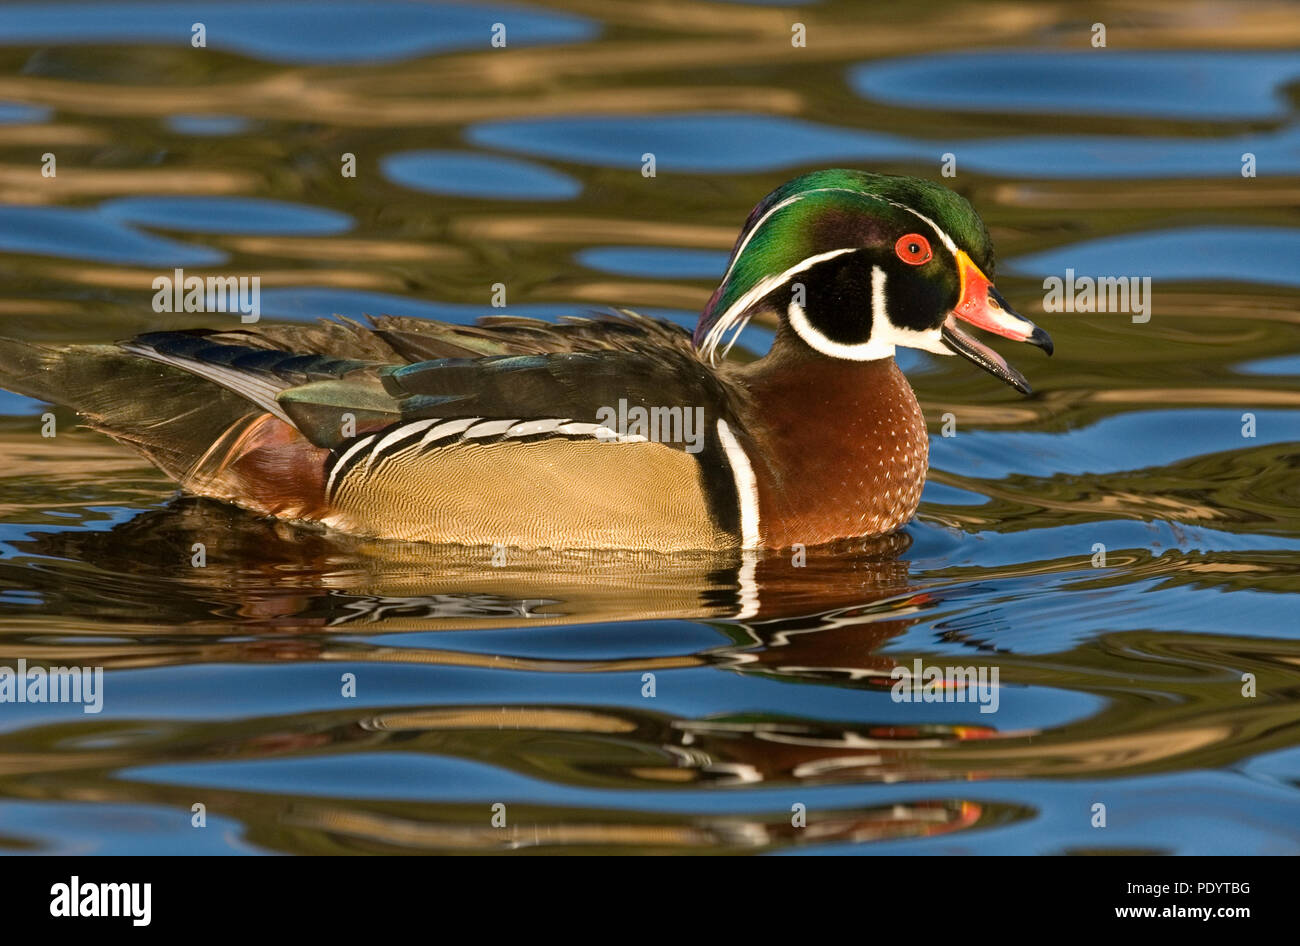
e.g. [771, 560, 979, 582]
[787, 265, 948, 360]
[787, 265, 894, 361]
[788, 298, 895, 361]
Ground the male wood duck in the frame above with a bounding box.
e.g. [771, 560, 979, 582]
[0, 169, 1050, 552]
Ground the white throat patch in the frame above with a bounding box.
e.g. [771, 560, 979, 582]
[786, 265, 949, 361]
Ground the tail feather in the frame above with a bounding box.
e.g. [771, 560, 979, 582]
[0, 335, 67, 405]
[0, 335, 287, 487]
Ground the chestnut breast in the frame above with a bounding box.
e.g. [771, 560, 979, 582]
[737, 355, 928, 548]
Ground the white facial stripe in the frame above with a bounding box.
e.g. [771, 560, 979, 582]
[891, 202, 958, 255]
[787, 265, 951, 361]
[703, 247, 858, 362]
[719, 191, 813, 287]
[719, 186, 959, 294]
[885, 323, 951, 356]
[704, 188, 964, 362]
[716, 419, 761, 549]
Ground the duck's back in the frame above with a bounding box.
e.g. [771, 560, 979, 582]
[0, 313, 751, 552]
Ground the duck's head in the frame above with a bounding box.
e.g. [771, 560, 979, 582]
[695, 169, 1052, 393]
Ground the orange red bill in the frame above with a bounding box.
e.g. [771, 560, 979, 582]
[941, 250, 1053, 395]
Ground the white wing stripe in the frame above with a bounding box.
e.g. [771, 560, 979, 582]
[327, 433, 376, 497]
[463, 418, 520, 438]
[420, 417, 480, 447]
[506, 418, 570, 437]
[372, 418, 439, 457]
[330, 413, 671, 497]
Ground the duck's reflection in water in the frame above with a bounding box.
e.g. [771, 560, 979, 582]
[8, 495, 920, 631]
[1, 499, 1032, 852]
[276, 797, 988, 854]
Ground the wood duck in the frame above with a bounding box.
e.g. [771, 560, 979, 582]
[0, 169, 1051, 552]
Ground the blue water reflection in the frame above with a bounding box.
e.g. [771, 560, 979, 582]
[0, 204, 224, 265]
[382, 150, 582, 200]
[851, 50, 1300, 121]
[471, 112, 1300, 178]
[0, 1, 598, 64]
[99, 196, 353, 235]
[1008, 227, 1300, 287]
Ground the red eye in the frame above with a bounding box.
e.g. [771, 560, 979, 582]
[895, 234, 932, 265]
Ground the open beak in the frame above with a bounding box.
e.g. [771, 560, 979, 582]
[941, 250, 1053, 395]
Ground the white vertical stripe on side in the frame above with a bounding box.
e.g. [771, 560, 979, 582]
[716, 419, 761, 550]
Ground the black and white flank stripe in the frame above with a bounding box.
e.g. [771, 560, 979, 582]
[324, 415, 639, 498]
